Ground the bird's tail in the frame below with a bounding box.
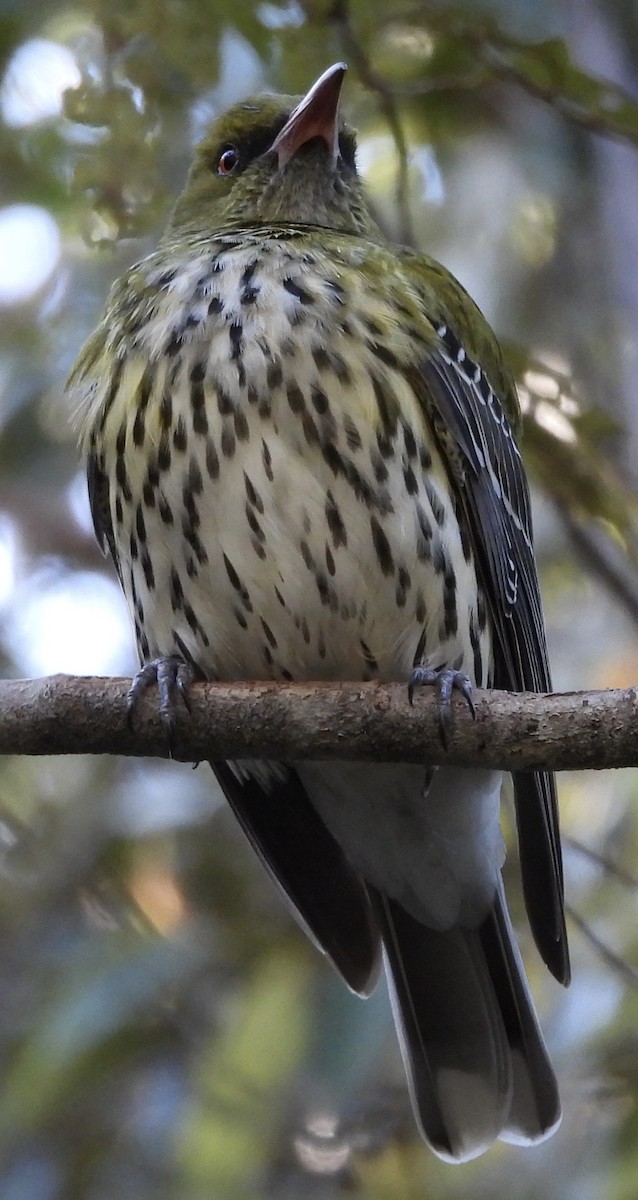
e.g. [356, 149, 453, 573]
[371, 881, 560, 1163]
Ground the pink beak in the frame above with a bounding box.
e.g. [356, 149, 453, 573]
[270, 63, 347, 168]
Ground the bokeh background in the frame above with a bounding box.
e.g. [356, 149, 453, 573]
[2, 1, 638, 1196]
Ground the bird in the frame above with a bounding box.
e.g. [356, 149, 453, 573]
[68, 62, 570, 1162]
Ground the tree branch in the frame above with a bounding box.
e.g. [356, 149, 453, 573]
[565, 837, 638, 889]
[0, 676, 637, 770]
[566, 906, 638, 986]
[329, 0, 415, 246]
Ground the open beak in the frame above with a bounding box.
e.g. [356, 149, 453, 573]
[270, 62, 347, 168]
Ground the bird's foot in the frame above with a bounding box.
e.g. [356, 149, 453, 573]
[127, 655, 194, 751]
[408, 665, 475, 748]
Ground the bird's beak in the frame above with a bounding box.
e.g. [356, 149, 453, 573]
[270, 63, 347, 169]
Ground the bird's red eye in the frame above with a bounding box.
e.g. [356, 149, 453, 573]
[217, 146, 240, 176]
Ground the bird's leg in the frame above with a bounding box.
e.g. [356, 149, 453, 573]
[127, 655, 195, 748]
[408, 665, 475, 748]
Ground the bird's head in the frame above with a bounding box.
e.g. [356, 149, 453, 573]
[166, 64, 375, 239]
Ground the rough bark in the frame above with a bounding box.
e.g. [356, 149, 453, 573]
[0, 675, 635, 770]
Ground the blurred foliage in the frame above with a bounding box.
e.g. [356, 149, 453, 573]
[3, 1, 638, 1197]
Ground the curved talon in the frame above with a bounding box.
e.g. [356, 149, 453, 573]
[127, 654, 195, 751]
[407, 666, 475, 749]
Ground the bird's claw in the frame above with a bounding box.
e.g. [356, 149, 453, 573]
[408, 665, 475, 748]
[127, 655, 194, 752]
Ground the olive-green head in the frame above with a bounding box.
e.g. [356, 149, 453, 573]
[165, 64, 376, 240]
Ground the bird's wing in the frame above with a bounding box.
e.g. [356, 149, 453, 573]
[213, 759, 381, 996]
[413, 317, 569, 985]
[86, 448, 123, 584]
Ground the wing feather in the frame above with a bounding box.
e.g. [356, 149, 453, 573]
[86, 449, 125, 590]
[213, 760, 381, 996]
[417, 331, 569, 985]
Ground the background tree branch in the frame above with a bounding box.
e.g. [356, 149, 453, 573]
[1, 675, 637, 770]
